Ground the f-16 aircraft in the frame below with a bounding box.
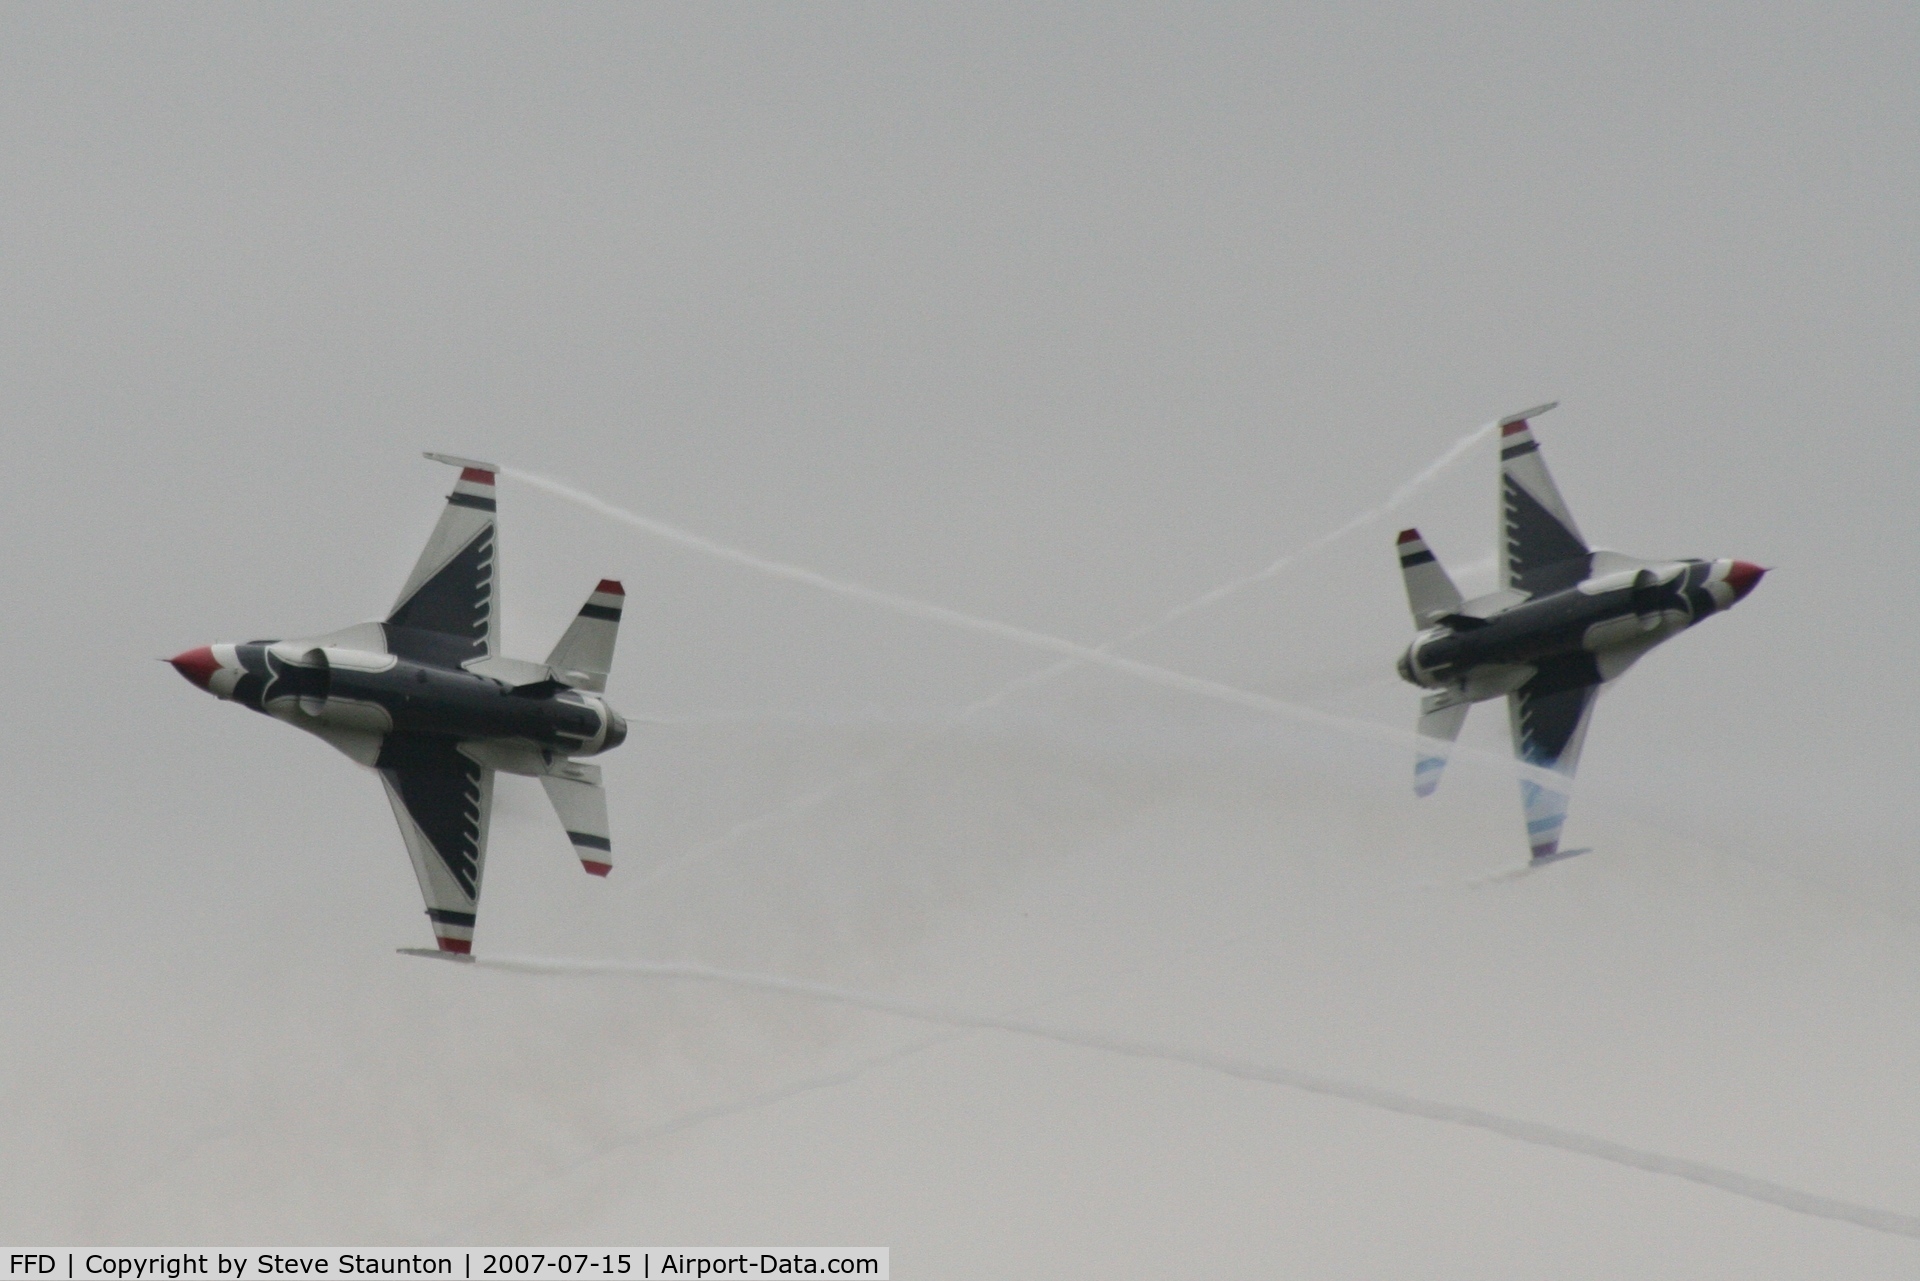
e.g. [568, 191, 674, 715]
[169, 455, 628, 957]
[1394, 405, 1763, 862]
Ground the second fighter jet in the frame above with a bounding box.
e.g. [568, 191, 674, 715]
[1395, 405, 1764, 862]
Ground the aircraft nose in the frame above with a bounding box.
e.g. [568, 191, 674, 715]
[1725, 561, 1766, 602]
[169, 645, 221, 691]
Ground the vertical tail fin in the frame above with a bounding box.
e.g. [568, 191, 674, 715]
[546, 579, 623, 692]
[539, 760, 612, 876]
[1414, 693, 1469, 796]
[1397, 529, 1464, 626]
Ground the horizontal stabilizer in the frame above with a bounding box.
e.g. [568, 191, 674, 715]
[546, 580, 624, 693]
[1414, 693, 1469, 797]
[1397, 529, 1464, 627]
[540, 761, 613, 876]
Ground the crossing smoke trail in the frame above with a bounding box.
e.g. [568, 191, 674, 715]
[504, 419, 1570, 792]
[1121, 418, 1494, 635]
[439, 932, 1254, 1241]
[638, 649, 1112, 887]
[477, 954, 1920, 1242]
[556, 418, 1504, 886]
[428, 1029, 970, 1245]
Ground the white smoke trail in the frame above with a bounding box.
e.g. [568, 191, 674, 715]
[477, 954, 1920, 1242]
[629, 418, 1507, 885]
[1121, 419, 1493, 633]
[502, 464, 1145, 654]
[427, 1029, 969, 1245]
[505, 419, 1570, 792]
[438, 930, 1258, 1240]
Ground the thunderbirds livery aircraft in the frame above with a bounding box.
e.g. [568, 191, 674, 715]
[169, 455, 628, 958]
[1395, 405, 1764, 862]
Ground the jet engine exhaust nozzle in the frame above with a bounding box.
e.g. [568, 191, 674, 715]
[1725, 561, 1766, 602]
[169, 646, 220, 691]
[601, 709, 628, 752]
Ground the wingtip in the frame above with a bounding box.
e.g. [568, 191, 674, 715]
[397, 947, 476, 965]
[582, 860, 612, 877]
[594, 579, 625, 596]
[1530, 845, 1591, 867]
[423, 451, 502, 474]
[1498, 402, 1558, 429]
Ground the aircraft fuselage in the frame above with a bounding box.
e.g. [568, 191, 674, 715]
[1398, 556, 1761, 699]
[169, 454, 630, 955]
[174, 641, 628, 757]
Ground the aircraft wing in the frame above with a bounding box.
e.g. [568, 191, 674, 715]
[1506, 656, 1601, 862]
[1496, 405, 1593, 596]
[386, 454, 500, 667]
[376, 734, 494, 954]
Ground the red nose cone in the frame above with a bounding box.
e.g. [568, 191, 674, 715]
[169, 646, 220, 690]
[1725, 561, 1766, 602]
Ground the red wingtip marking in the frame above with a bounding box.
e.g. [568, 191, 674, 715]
[169, 646, 220, 691]
[583, 860, 612, 877]
[595, 579, 624, 596]
[436, 936, 473, 954]
[1397, 529, 1420, 544]
[1531, 841, 1558, 861]
[1501, 421, 1530, 437]
[459, 467, 495, 485]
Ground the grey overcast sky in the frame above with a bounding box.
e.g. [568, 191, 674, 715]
[2, 3, 1916, 1270]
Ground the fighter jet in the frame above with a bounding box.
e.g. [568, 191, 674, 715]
[1394, 405, 1764, 862]
[169, 454, 628, 957]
